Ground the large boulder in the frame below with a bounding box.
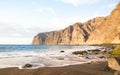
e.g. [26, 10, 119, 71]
[108, 57, 120, 71]
[108, 57, 120, 75]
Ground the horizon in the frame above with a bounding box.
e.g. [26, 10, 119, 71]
[0, 0, 119, 44]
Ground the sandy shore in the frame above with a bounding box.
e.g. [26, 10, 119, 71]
[0, 61, 114, 75]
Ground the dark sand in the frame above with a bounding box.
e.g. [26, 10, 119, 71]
[0, 62, 114, 75]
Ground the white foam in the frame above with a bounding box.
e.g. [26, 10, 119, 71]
[19, 63, 45, 69]
[0, 46, 106, 69]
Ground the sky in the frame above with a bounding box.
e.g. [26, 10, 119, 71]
[0, 0, 119, 44]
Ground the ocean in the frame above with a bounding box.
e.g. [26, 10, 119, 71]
[0, 45, 104, 69]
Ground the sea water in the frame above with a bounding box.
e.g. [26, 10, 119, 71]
[0, 45, 104, 69]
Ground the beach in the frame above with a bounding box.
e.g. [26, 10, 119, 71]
[0, 1, 119, 75]
[0, 61, 114, 75]
[0, 45, 115, 75]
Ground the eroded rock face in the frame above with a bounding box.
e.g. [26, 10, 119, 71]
[32, 2, 120, 45]
[86, 2, 120, 44]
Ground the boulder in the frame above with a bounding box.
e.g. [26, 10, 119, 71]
[23, 64, 33, 68]
[108, 57, 120, 75]
[108, 57, 120, 71]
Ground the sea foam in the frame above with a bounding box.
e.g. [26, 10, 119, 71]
[0, 45, 105, 69]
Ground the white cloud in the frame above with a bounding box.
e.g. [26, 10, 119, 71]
[50, 11, 107, 30]
[0, 22, 34, 44]
[51, 17, 60, 24]
[0, 37, 32, 44]
[50, 16, 83, 30]
[36, 7, 56, 16]
[54, 0, 100, 6]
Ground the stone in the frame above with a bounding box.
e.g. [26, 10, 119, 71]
[90, 61, 99, 64]
[23, 64, 33, 68]
[114, 71, 120, 75]
[108, 57, 120, 71]
[60, 50, 65, 53]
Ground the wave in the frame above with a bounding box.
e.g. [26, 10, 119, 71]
[0, 45, 106, 68]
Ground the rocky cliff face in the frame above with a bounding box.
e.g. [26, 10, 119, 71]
[86, 2, 120, 44]
[32, 2, 120, 45]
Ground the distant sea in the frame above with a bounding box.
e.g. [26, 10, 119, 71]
[0, 45, 102, 58]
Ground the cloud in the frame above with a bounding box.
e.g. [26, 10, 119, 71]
[0, 37, 32, 44]
[54, 0, 100, 6]
[36, 7, 56, 16]
[0, 22, 42, 37]
[51, 17, 60, 24]
[50, 10, 107, 30]
[0, 21, 56, 38]
[50, 16, 83, 30]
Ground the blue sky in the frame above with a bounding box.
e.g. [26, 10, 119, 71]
[0, 0, 119, 44]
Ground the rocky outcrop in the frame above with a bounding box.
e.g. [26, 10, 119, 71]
[108, 57, 120, 71]
[32, 33, 48, 44]
[32, 2, 120, 45]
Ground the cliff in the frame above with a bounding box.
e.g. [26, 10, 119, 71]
[32, 2, 120, 45]
[86, 2, 120, 44]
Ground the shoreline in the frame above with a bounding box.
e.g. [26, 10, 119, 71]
[0, 45, 108, 69]
[0, 44, 117, 75]
[0, 61, 114, 75]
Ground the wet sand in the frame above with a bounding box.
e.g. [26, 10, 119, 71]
[0, 61, 114, 75]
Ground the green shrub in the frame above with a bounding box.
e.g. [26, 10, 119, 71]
[111, 49, 120, 55]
